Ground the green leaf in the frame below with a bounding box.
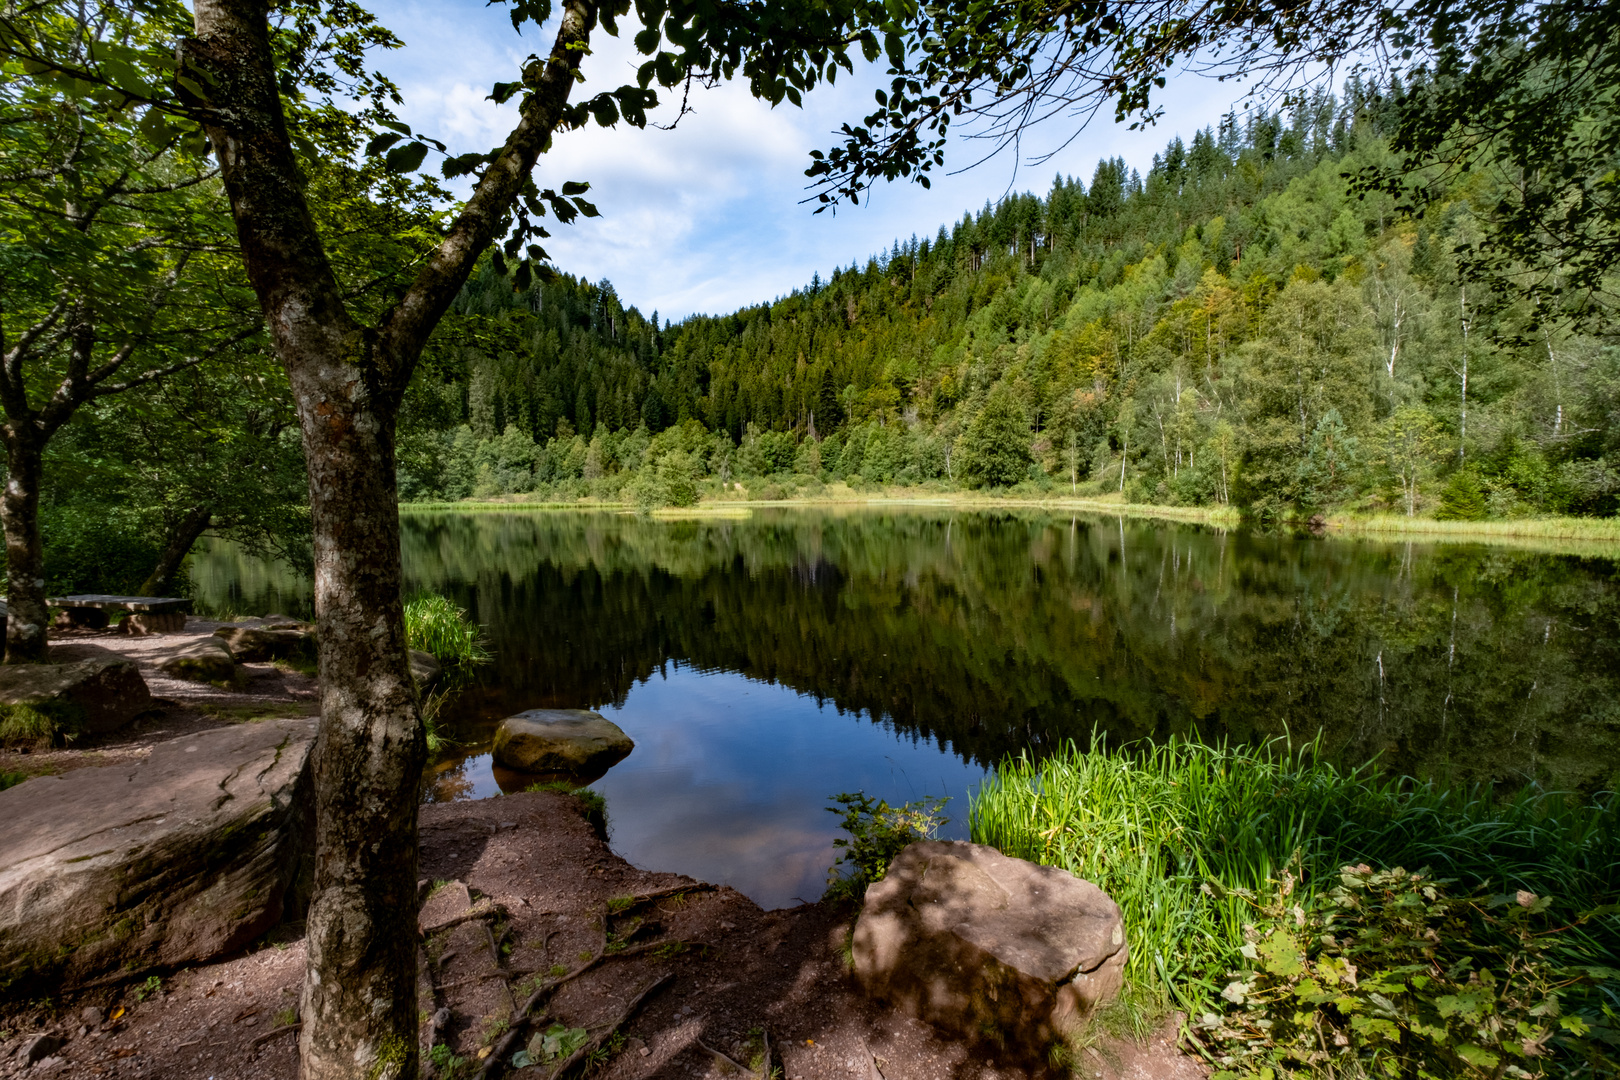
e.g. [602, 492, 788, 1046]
[561, 180, 591, 195]
[1436, 987, 1493, 1021]
[365, 132, 405, 157]
[1258, 933, 1306, 978]
[1350, 1015, 1399, 1041]
[1454, 1044, 1500, 1069]
[384, 141, 430, 174]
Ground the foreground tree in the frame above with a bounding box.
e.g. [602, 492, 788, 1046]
[169, 0, 876, 1075]
[959, 383, 1032, 488]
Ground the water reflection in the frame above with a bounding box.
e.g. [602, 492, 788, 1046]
[193, 508, 1620, 904]
[424, 664, 980, 908]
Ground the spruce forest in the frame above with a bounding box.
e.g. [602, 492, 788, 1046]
[395, 81, 1617, 520]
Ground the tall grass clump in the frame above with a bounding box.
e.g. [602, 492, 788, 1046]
[970, 737, 1619, 1075]
[403, 593, 491, 668]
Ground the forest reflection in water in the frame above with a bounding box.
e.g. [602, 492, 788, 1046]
[193, 507, 1620, 906]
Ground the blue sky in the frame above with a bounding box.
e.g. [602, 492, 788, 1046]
[370, 0, 1263, 320]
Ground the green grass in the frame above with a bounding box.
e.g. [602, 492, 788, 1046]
[403, 594, 491, 668]
[1332, 512, 1620, 542]
[969, 736, 1620, 1019]
[0, 702, 83, 747]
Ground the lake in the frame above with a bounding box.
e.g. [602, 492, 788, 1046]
[192, 507, 1620, 909]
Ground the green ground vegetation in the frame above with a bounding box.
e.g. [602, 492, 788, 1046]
[969, 738, 1619, 1077]
[822, 791, 950, 902]
[403, 594, 492, 669]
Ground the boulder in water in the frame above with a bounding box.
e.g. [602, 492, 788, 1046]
[492, 709, 633, 775]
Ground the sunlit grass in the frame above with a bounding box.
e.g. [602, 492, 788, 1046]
[403, 593, 491, 668]
[969, 736, 1620, 1017]
[1333, 512, 1620, 540]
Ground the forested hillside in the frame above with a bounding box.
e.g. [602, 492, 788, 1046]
[401, 82, 1616, 518]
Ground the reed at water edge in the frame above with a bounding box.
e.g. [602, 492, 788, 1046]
[968, 736, 1620, 1017]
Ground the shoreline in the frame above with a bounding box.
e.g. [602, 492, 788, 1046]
[398, 491, 1619, 556]
[0, 628, 1197, 1080]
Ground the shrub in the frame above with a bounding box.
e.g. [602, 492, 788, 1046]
[1437, 471, 1489, 520]
[1200, 866, 1617, 1079]
[823, 791, 950, 902]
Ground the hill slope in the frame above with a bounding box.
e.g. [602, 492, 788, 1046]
[403, 86, 1618, 520]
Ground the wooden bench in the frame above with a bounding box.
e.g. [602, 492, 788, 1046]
[49, 595, 193, 635]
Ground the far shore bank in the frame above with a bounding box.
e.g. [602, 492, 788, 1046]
[398, 489, 1620, 557]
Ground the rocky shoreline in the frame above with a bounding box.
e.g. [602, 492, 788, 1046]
[0, 621, 1201, 1080]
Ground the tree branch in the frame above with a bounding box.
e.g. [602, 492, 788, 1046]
[375, 0, 599, 393]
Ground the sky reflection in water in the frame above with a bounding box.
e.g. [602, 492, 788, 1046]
[432, 663, 982, 909]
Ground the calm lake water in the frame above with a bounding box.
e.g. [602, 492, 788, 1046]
[192, 508, 1620, 909]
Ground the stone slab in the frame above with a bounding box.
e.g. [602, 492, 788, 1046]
[47, 595, 193, 615]
[0, 718, 316, 995]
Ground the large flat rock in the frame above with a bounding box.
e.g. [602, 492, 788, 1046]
[492, 709, 633, 775]
[0, 718, 316, 995]
[0, 657, 151, 739]
[852, 840, 1127, 1058]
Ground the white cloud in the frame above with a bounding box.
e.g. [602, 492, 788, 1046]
[369, 0, 1268, 319]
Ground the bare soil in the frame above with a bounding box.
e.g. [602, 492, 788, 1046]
[1, 622, 1205, 1080]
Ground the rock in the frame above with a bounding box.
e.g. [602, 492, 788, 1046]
[0, 658, 151, 739]
[491, 709, 634, 775]
[13, 1032, 63, 1065]
[156, 636, 237, 683]
[123, 612, 186, 635]
[0, 718, 316, 996]
[212, 625, 315, 663]
[409, 649, 442, 687]
[851, 840, 1127, 1057]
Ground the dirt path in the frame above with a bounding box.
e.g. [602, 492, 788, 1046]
[1, 622, 1204, 1080]
[0, 619, 318, 783]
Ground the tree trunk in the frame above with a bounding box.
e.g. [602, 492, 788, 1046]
[2, 431, 48, 663]
[138, 505, 213, 596]
[185, 0, 596, 1074]
[293, 372, 424, 1080]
